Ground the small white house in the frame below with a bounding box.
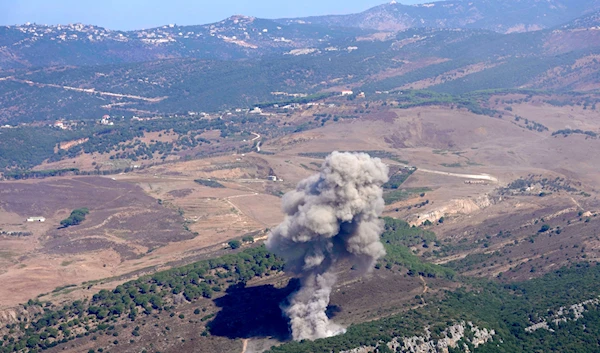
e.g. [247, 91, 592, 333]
[100, 115, 114, 126]
[27, 217, 45, 222]
[341, 90, 354, 96]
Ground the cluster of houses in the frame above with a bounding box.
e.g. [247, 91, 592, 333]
[341, 90, 366, 98]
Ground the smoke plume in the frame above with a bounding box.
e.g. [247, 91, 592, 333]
[266, 151, 389, 341]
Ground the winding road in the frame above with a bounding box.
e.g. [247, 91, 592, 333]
[250, 132, 261, 152]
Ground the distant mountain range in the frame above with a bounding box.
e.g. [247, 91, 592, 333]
[283, 0, 600, 33]
[0, 16, 365, 69]
[1, 0, 599, 70]
[1, 0, 600, 123]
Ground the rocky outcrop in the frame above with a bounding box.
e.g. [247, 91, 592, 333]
[340, 322, 495, 353]
[525, 296, 600, 332]
[0, 305, 44, 327]
[408, 194, 499, 226]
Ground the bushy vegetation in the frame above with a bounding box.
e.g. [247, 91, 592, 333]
[0, 113, 266, 172]
[228, 240, 242, 249]
[194, 179, 225, 188]
[383, 168, 415, 189]
[380, 217, 454, 279]
[60, 208, 90, 228]
[514, 116, 548, 132]
[502, 175, 578, 194]
[3, 168, 80, 180]
[383, 90, 501, 117]
[383, 187, 430, 205]
[552, 128, 598, 138]
[0, 126, 84, 171]
[269, 263, 600, 353]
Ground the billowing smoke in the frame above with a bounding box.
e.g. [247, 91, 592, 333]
[266, 151, 389, 341]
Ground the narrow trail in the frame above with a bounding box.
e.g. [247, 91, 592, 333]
[570, 196, 583, 210]
[225, 193, 259, 200]
[250, 132, 262, 152]
[419, 275, 429, 294]
[224, 193, 268, 226]
[241, 339, 248, 353]
[419, 276, 428, 305]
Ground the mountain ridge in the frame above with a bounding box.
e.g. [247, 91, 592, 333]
[2, 0, 600, 71]
[0, 16, 367, 70]
[279, 0, 600, 33]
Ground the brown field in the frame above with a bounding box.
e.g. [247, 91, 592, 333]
[0, 155, 290, 308]
[0, 177, 194, 307]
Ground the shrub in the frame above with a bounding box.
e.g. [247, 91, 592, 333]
[228, 240, 242, 249]
[539, 224, 550, 233]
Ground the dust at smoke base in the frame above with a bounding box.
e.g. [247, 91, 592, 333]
[267, 151, 389, 341]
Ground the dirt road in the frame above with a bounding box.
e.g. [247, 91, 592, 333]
[251, 132, 262, 152]
[9, 78, 166, 102]
[416, 168, 498, 182]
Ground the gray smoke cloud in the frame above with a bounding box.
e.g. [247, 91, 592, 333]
[266, 151, 389, 341]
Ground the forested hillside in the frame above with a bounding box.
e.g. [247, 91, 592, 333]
[2, 22, 600, 124]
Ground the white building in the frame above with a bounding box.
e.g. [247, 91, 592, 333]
[100, 115, 114, 126]
[27, 217, 45, 222]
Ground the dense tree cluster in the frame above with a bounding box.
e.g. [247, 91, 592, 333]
[380, 217, 455, 279]
[3, 168, 80, 180]
[552, 129, 598, 138]
[383, 169, 415, 189]
[59, 208, 90, 228]
[194, 179, 225, 188]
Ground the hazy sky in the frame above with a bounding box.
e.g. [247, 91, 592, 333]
[0, 0, 431, 30]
